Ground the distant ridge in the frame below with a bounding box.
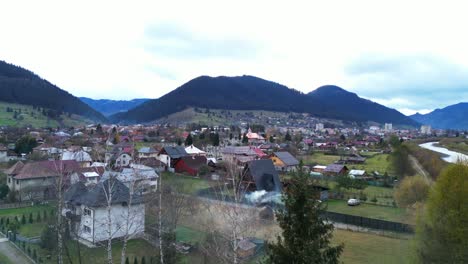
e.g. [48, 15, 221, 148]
[410, 102, 468, 129]
[110, 75, 418, 127]
[80, 97, 150, 117]
[0, 60, 107, 122]
[307, 85, 418, 126]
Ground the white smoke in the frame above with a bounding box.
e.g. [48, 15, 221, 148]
[245, 190, 283, 205]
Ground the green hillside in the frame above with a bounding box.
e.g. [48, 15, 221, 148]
[0, 101, 90, 128]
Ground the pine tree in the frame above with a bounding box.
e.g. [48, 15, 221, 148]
[266, 163, 343, 264]
[133, 257, 138, 264]
[185, 134, 193, 146]
[29, 213, 33, 224]
[125, 257, 130, 264]
[141, 256, 146, 264]
[242, 133, 248, 144]
[21, 214, 26, 225]
[284, 131, 292, 141]
[212, 133, 220, 146]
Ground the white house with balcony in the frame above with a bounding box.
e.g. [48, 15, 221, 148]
[63, 179, 145, 246]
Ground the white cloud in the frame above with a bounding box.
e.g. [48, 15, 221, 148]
[0, 0, 467, 112]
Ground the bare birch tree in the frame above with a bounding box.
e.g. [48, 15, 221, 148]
[200, 160, 256, 264]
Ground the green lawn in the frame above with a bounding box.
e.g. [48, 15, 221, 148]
[19, 222, 45, 237]
[30, 239, 156, 264]
[0, 252, 15, 264]
[333, 229, 414, 264]
[162, 172, 212, 195]
[0, 205, 54, 220]
[176, 226, 206, 244]
[300, 153, 341, 166]
[326, 199, 413, 224]
[348, 154, 392, 175]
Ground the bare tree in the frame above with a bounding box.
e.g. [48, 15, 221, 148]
[200, 160, 255, 264]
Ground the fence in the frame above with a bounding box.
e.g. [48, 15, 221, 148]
[323, 211, 414, 234]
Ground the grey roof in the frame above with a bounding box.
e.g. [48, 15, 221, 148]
[221, 146, 257, 156]
[65, 179, 143, 207]
[161, 146, 188, 158]
[324, 164, 348, 174]
[273, 152, 299, 166]
[245, 159, 282, 192]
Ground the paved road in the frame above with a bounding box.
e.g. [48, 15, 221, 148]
[0, 237, 34, 264]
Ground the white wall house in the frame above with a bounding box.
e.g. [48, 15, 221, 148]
[63, 180, 145, 245]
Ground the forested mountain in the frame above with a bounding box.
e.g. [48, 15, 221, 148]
[110, 75, 418, 127]
[0, 60, 107, 122]
[410, 103, 468, 129]
[307, 85, 419, 126]
[79, 97, 149, 116]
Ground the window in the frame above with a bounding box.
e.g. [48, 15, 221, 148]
[83, 225, 91, 233]
[16, 180, 19, 185]
[83, 208, 92, 216]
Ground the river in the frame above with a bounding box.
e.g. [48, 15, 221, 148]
[419, 142, 468, 163]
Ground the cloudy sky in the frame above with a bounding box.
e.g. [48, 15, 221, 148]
[1, 0, 468, 115]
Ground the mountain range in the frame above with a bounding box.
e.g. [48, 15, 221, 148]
[79, 97, 149, 117]
[110, 75, 419, 127]
[410, 103, 468, 130]
[0, 60, 106, 122]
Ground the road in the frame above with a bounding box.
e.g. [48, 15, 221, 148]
[408, 154, 431, 184]
[0, 237, 34, 264]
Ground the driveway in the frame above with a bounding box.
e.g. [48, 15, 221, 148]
[0, 237, 34, 264]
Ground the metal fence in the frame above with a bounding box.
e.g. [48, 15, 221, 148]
[322, 211, 414, 234]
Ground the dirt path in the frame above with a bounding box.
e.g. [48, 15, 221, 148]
[408, 155, 431, 184]
[0, 238, 34, 264]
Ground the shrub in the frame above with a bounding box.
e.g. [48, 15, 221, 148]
[29, 213, 33, 224]
[21, 214, 26, 225]
[371, 196, 378, 203]
[36, 212, 42, 222]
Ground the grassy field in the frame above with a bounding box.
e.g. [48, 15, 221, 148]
[30, 239, 156, 264]
[300, 152, 341, 166]
[173, 224, 414, 264]
[0, 101, 89, 128]
[0, 205, 53, 220]
[349, 154, 392, 175]
[333, 229, 413, 264]
[19, 222, 45, 237]
[0, 253, 15, 264]
[161, 172, 212, 195]
[326, 199, 414, 224]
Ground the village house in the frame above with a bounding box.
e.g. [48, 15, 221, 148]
[70, 166, 105, 186]
[184, 145, 207, 156]
[174, 156, 208, 176]
[63, 179, 145, 246]
[102, 164, 159, 194]
[137, 146, 159, 159]
[221, 146, 260, 165]
[157, 146, 188, 170]
[243, 159, 282, 192]
[323, 164, 349, 176]
[269, 151, 299, 172]
[6, 160, 81, 201]
[61, 150, 93, 167]
[246, 128, 266, 145]
[348, 169, 367, 179]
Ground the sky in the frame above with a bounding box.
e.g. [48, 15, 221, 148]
[1, 0, 468, 116]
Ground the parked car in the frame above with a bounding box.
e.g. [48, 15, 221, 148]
[347, 198, 361, 206]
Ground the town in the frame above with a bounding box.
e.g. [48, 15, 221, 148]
[0, 118, 466, 263]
